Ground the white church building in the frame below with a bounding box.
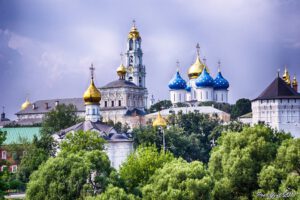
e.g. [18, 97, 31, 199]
[168, 44, 229, 106]
[252, 69, 300, 138]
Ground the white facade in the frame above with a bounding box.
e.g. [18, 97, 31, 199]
[252, 99, 300, 138]
[196, 87, 214, 102]
[85, 104, 100, 122]
[214, 90, 229, 103]
[105, 141, 134, 170]
[170, 90, 186, 104]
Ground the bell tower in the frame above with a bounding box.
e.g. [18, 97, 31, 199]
[125, 20, 146, 88]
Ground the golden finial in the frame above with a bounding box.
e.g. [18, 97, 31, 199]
[293, 75, 298, 86]
[153, 112, 167, 127]
[128, 20, 140, 39]
[116, 53, 127, 79]
[83, 64, 101, 105]
[282, 66, 291, 85]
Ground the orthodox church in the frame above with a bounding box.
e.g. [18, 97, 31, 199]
[54, 68, 133, 169]
[15, 22, 148, 128]
[252, 68, 300, 138]
[168, 44, 229, 105]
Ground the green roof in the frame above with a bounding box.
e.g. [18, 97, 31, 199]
[0, 127, 41, 145]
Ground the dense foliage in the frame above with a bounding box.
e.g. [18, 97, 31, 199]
[26, 131, 113, 200]
[142, 158, 212, 200]
[149, 100, 172, 113]
[133, 112, 220, 163]
[208, 125, 294, 199]
[119, 145, 174, 195]
[231, 98, 252, 119]
[17, 104, 79, 184]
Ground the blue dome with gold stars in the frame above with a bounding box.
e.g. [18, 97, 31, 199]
[214, 71, 229, 90]
[195, 67, 214, 87]
[168, 71, 187, 90]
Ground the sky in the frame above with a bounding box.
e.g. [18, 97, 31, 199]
[0, 0, 300, 119]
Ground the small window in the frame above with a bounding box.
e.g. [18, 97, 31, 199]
[129, 77, 133, 81]
[11, 165, 17, 173]
[1, 165, 7, 171]
[2, 151, 7, 160]
[111, 101, 114, 107]
[105, 101, 107, 107]
[118, 100, 121, 107]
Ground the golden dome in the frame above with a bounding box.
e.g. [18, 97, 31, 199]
[117, 63, 127, 77]
[21, 99, 31, 110]
[128, 21, 140, 40]
[282, 67, 291, 85]
[188, 56, 205, 79]
[292, 76, 298, 86]
[153, 112, 167, 127]
[83, 79, 101, 105]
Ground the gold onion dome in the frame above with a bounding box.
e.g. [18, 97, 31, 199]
[128, 21, 140, 40]
[83, 79, 101, 105]
[21, 99, 31, 110]
[293, 76, 298, 86]
[282, 67, 291, 85]
[188, 56, 205, 79]
[117, 63, 127, 77]
[153, 112, 167, 127]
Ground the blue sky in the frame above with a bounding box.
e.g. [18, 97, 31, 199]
[0, 0, 300, 119]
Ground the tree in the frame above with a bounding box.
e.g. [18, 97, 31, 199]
[86, 185, 139, 200]
[208, 125, 292, 200]
[149, 100, 172, 113]
[26, 131, 113, 200]
[142, 158, 213, 200]
[0, 130, 7, 198]
[231, 98, 252, 119]
[39, 104, 79, 155]
[133, 112, 220, 163]
[17, 104, 80, 184]
[119, 145, 174, 195]
[254, 139, 300, 199]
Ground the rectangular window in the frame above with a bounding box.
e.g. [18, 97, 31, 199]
[111, 101, 114, 107]
[105, 101, 107, 107]
[118, 100, 121, 107]
[1, 151, 7, 160]
[11, 165, 17, 173]
[206, 91, 208, 99]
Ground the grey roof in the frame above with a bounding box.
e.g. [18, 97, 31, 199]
[16, 98, 85, 115]
[15, 118, 43, 126]
[253, 77, 300, 101]
[100, 79, 140, 89]
[125, 108, 146, 116]
[56, 120, 132, 142]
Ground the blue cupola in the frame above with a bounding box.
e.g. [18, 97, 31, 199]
[185, 84, 191, 92]
[195, 67, 214, 87]
[214, 70, 229, 90]
[168, 70, 187, 90]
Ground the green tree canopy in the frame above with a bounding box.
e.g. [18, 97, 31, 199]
[208, 125, 292, 200]
[142, 158, 212, 200]
[133, 112, 220, 163]
[149, 100, 172, 113]
[86, 185, 139, 200]
[26, 131, 113, 200]
[231, 98, 252, 119]
[254, 138, 300, 200]
[119, 145, 174, 195]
